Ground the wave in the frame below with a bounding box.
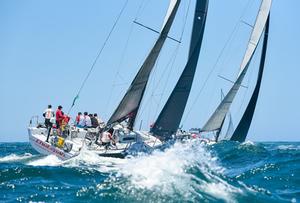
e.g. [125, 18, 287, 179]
[74, 140, 249, 202]
[1, 141, 298, 202]
[276, 144, 300, 151]
[27, 154, 63, 166]
[0, 153, 34, 163]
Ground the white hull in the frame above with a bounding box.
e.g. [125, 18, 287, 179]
[28, 127, 162, 160]
[28, 128, 80, 160]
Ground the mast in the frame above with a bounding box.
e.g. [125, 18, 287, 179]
[201, 0, 272, 134]
[106, 0, 181, 130]
[151, 0, 209, 141]
[230, 15, 270, 142]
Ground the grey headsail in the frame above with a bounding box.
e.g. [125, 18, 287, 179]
[106, 0, 181, 129]
[151, 0, 209, 140]
[224, 113, 234, 140]
[230, 15, 270, 142]
[217, 89, 234, 141]
[201, 0, 272, 133]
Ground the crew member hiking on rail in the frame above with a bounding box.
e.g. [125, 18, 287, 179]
[83, 112, 92, 128]
[90, 114, 99, 128]
[75, 112, 85, 128]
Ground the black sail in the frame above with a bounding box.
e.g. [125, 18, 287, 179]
[200, 0, 271, 133]
[230, 15, 270, 142]
[106, 0, 181, 129]
[151, 0, 209, 140]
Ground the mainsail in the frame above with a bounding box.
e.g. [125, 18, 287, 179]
[230, 15, 270, 142]
[106, 0, 181, 129]
[201, 0, 272, 133]
[151, 0, 209, 140]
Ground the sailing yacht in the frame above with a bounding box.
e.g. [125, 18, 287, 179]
[28, 0, 183, 160]
[199, 0, 272, 143]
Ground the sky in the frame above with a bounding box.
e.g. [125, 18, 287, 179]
[0, 0, 299, 142]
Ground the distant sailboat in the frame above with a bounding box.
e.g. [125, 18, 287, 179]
[150, 0, 209, 141]
[200, 0, 272, 142]
[230, 15, 270, 142]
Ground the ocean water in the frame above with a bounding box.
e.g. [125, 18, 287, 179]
[0, 141, 299, 203]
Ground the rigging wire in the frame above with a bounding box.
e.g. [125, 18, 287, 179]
[153, 0, 192, 120]
[105, 0, 161, 123]
[134, 0, 149, 22]
[181, 0, 254, 125]
[136, 0, 192, 127]
[103, 22, 134, 119]
[67, 0, 129, 114]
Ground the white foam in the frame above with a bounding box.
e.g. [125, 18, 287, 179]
[199, 178, 243, 202]
[0, 153, 34, 163]
[241, 141, 255, 146]
[277, 145, 300, 151]
[63, 148, 127, 172]
[111, 140, 237, 200]
[23, 139, 243, 202]
[27, 155, 63, 166]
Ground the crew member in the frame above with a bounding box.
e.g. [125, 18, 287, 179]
[43, 104, 54, 142]
[94, 113, 105, 128]
[91, 114, 99, 128]
[101, 129, 115, 149]
[55, 105, 64, 135]
[61, 112, 70, 133]
[43, 105, 54, 128]
[75, 112, 82, 125]
[83, 112, 92, 128]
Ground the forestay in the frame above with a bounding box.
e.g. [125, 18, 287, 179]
[106, 0, 181, 129]
[151, 0, 209, 140]
[201, 0, 272, 132]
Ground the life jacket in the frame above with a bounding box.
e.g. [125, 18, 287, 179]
[62, 115, 70, 125]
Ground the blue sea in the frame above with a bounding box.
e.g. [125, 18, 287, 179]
[0, 141, 299, 202]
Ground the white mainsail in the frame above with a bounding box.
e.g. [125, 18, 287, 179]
[201, 0, 272, 132]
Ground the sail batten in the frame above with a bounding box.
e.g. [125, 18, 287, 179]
[230, 15, 270, 142]
[201, 0, 272, 133]
[151, 0, 209, 140]
[106, 0, 181, 129]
